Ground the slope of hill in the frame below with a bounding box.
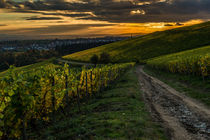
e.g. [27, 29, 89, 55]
[147, 45, 210, 76]
[63, 22, 210, 62]
[0, 59, 55, 78]
[147, 45, 210, 64]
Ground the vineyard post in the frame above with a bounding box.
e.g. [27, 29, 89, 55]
[65, 74, 69, 105]
[98, 71, 101, 95]
[90, 71, 94, 97]
[41, 91, 48, 117]
[202, 74, 205, 82]
[100, 71, 102, 93]
[80, 73, 84, 95]
[108, 70, 111, 85]
[116, 69, 119, 81]
[110, 69, 113, 83]
[51, 76, 56, 116]
[107, 70, 110, 86]
[101, 72, 103, 91]
[85, 72, 88, 98]
[22, 113, 27, 140]
[76, 86, 81, 112]
[200, 63, 205, 82]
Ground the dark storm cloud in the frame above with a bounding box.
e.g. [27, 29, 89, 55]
[175, 22, 184, 26]
[3, 0, 210, 23]
[26, 23, 114, 34]
[164, 22, 183, 26]
[12, 9, 92, 18]
[20, 24, 96, 34]
[0, 23, 115, 35]
[164, 23, 174, 26]
[77, 0, 210, 23]
[42, 12, 91, 18]
[26, 16, 63, 20]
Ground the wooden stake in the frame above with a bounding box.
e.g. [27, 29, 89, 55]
[22, 115, 27, 140]
[51, 77, 56, 115]
[76, 86, 81, 112]
[90, 71, 94, 96]
[85, 72, 88, 98]
[65, 74, 69, 105]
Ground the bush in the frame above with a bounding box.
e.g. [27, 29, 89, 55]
[99, 52, 111, 64]
[90, 54, 98, 65]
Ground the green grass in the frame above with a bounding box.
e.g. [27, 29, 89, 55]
[0, 59, 56, 78]
[147, 45, 210, 64]
[64, 21, 210, 63]
[144, 66, 210, 107]
[29, 68, 168, 140]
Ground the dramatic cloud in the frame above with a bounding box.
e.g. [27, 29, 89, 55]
[22, 24, 115, 34]
[175, 22, 184, 26]
[0, 0, 209, 40]
[4, 0, 208, 23]
[26, 16, 63, 20]
[130, 9, 146, 15]
[0, 23, 117, 40]
[164, 22, 183, 26]
[164, 23, 174, 26]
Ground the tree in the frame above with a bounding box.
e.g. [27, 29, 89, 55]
[99, 52, 110, 64]
[90, 54, 98, 66]
[0, 0, 6, 8]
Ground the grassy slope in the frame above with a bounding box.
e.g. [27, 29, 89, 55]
[64, 22, 210, 62]
[144, 66, 210, 107]
[0, 59, 55, 78]
[145, 46, 210, 106]
[29, 68, 167, 140]
[147, 45, 210, 63]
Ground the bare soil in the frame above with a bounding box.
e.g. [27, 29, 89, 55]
[136, 66, 210, 140]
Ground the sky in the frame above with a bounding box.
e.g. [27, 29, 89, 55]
[0, 0, 210, 40]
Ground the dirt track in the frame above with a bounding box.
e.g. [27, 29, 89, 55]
[136, 66, 210, 140]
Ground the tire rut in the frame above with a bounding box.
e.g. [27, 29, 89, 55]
[136, 66, 210, 140]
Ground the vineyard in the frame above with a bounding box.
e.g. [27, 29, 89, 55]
[0, 59, 55, 78]
[0, 62, 134, 139]
[147, 46, 210, 79]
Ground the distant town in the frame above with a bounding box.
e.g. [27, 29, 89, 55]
[0, 37, 128, 52]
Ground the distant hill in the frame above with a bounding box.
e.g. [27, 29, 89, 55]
[63, 22, 210, 63]
[147, 45, 210, 69]
[147, 45, 210, 63]
[0, 59, 55, 78]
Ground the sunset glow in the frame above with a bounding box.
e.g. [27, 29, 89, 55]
[0, 0, 209, 40]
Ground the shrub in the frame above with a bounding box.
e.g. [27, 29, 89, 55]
[99, 52, 111, 64]
[90, 54, 98, 65]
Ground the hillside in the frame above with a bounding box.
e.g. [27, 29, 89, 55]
[145, 45, 210, 106]
[146, 45, 210, 75]
[0, 59, 55, 78]
[63, 22, 210, 62]
[147, 45, 210, 64]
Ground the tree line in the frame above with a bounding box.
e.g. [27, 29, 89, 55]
[0, 50, 58, 71]
[0, 41, 115, 71]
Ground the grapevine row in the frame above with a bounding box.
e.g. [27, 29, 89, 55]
[147, 54, 210, 79]
[0, 62, 134, 139]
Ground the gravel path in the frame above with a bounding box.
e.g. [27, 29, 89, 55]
[136, 66, 210, 140]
